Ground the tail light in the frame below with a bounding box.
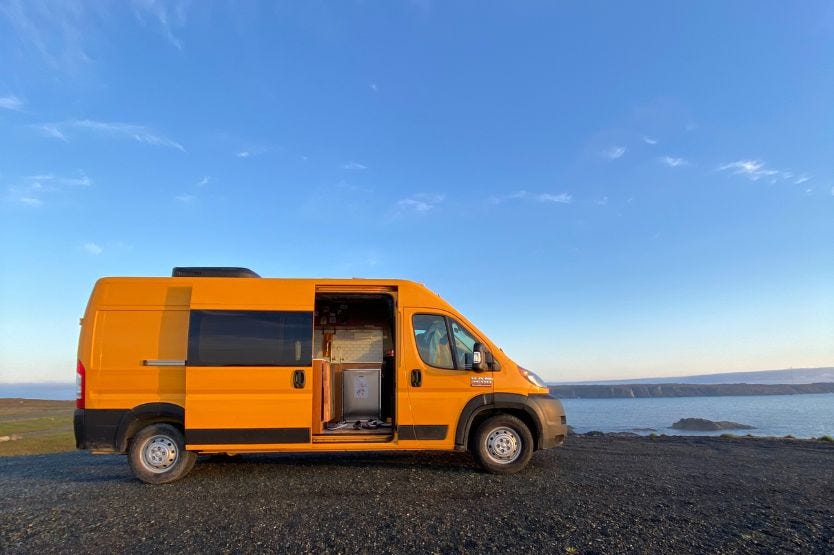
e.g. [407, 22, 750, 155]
[76, 360, 86, 409]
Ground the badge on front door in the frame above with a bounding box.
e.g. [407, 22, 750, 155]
[470, 376, 493, 387]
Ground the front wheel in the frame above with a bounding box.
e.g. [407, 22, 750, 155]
[472, 414, 534, 474]
[128, 423, 196, 484]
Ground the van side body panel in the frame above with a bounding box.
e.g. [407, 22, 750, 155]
[76, 276, 566, 455]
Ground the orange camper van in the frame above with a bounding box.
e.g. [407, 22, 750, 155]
[74, 267, 567, 483]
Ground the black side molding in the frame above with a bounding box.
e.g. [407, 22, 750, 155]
[398, 425, 448, 441]
[186, 428, 311, 445]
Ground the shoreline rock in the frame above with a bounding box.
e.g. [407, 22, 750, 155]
[671, 417, 755, 431]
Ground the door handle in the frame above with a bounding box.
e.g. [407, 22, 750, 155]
[292, 369, 306, 389]
[410, 368, 422, 387]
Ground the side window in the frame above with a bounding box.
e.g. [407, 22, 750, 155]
[412, 314, 454, 369]
[450, 319, 478, 370]
[188, 310, 313, 366]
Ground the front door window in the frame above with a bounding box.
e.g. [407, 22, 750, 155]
[412, 314, 454, 369]
[450, 319, 478, 370]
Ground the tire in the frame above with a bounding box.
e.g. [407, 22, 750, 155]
[128, 423, 196, 484]
[472, 414, 534, 474]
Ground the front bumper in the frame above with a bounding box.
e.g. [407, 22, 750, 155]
[528, 394, 567, 449]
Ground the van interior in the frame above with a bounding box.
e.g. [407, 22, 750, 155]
[312, 293, 396, 441]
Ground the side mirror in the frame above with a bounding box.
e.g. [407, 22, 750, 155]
[472, 343, 488, 372]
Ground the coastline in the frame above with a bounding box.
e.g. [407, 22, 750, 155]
[549, 382, 834, 399]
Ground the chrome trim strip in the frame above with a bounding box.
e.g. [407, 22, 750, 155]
[143, 359, 186, 366]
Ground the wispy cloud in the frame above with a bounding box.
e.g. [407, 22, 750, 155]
[131, 0, 188, 50]
[395, 193, 444, 214]
[235, 146, 269, 159]
[175, 176, 210, 202]
[61, 173, 92, 187]
[26, 171, 91, 188]
[489, 190, 573, 205]
[73, 119, 184, 150]
[18, 196, 43, 207]
[0, 95, 24, 111]
[342, 161, 368, 170]
[83, 242, 103, 255]
[0, 1, 94, 72]
[36, 124, 67, 141]
[602, 146, 626, 160]
[719, 159, 818, 190]
[717, 160, 779, 181]
[595, 196, 609, 206]
[660, 156, 689, 168]
[369, 83, 379, 93]
[537, 192, 573, 204]
[6, 171, 92, 207]
[37, 119, 184, 151]
[642, 136, 657, 145]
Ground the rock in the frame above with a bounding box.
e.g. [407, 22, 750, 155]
[671, 418, 755, 431]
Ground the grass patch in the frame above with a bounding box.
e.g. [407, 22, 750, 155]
[818, 435, 834, 443]
[0, 398, 75, 456]
[719, 433, 738, 439]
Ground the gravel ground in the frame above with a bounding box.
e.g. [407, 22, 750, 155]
[1, 435, 833, 554]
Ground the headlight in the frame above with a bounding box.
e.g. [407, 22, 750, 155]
[518, 366, 547, 389]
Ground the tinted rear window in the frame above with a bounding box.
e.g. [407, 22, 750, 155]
[188, 310, 313, 366]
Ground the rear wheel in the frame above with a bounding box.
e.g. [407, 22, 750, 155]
[128, 423, 196, 484]
[472, 414, 534, 474]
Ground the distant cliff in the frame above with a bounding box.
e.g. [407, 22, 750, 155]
[549, 382, 834, 399]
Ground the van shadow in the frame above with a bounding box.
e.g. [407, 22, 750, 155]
[0, 452, 135, 484]
[196, 449, 481, 474]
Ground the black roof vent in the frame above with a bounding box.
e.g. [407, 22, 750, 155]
[172, 267, 261, 278]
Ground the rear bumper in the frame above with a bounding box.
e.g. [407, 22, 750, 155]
[528, 394, 567, 449]
[74, 408, 126, 452]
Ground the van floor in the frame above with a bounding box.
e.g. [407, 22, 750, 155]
[320, 424, 393, 435]
[318, 429, 392, 436]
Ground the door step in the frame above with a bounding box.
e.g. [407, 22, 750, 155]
[312, 433, 393, 444]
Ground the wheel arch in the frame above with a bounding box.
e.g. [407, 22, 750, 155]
[455, 393, 545, 451]
[115, 402, 185, 453]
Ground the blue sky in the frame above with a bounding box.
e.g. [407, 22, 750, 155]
[1, 1, 832, 383]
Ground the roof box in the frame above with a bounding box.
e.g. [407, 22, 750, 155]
[172, 267, 261, 278]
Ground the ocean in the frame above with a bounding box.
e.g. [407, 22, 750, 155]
[2, 383, 833, 439]
[0, 383, 75, 400]
[561, 393, 834, 439]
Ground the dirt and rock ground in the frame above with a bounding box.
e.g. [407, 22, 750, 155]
[1, 433, 832, 554]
